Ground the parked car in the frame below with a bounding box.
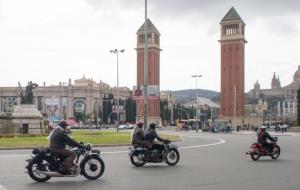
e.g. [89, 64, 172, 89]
[127, 124, 134, 129]
[118, 124, 128, 129]
[118, 123, 135, 130]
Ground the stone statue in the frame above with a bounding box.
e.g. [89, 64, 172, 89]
[20, 81, 38, 104]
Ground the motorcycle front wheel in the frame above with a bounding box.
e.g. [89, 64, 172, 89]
[80, 155, 105, 180]
[27, 157, 51, 182]
[165, 148, 180, 166]
[130, 154, 146, 167]
[250, 152, 260, 161]
[271, 146, 280, 160]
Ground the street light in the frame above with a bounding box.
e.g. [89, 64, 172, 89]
[143, 0, 148, 130]
[191, 75, 203, 90]
[191, 74, 202, 129]
[110, 49, 125, 132]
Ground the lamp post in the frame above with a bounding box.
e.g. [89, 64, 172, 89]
[191, 74, 202, 130]
[191, 75, 202, 119]
[110, 49, 125, 132]
[143, 0, 148, 130]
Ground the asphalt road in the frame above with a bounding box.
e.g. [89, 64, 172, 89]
[0, 130, 300, 190]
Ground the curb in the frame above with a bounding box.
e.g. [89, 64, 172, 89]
[0, 136, 183, 151]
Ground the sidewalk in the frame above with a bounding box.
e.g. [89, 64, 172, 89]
[231, 130, 299, 136]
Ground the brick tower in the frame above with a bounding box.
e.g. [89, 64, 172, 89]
[136, 19, 161, 124]
[219, 7, 247, 118]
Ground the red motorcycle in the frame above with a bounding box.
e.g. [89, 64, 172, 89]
[246, 137, 280, 161]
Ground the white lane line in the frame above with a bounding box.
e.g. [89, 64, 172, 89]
[0, 137, 226, 157]
[179, 137, 226, 150]
[0, 184, 8, 190]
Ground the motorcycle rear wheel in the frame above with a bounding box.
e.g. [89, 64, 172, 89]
[165, 148, 180, 166]
[250, 152, 260, 161]
[130, 154, 146, 167]
[81, 155, 105, 180]
[27, 157, 51, 182]
[271, 146, 280, 160]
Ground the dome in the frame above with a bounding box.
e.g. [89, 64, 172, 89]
[293, 66, 300, 82]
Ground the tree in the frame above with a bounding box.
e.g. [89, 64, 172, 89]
[125, 98, 136, 123]
[103, 94, 114, 124]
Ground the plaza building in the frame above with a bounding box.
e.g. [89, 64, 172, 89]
[247, 66, 300, 122]
[0, 76, 132, 123]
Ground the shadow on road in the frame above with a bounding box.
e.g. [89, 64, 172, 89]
[246, 158, 288, 163]
[27, 179, 106, 189]
[130, 164, 183, 170]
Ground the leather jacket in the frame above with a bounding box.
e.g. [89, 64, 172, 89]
[144, 128, 165, 145]
[49, 126, 81, 149]
[131, 127, 151, 148]
[257, 130, 276, 144]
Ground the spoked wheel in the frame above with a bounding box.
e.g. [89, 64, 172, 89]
[81, 155, 105, 180]
[130, 154, 146, 167]
[250, 151, 260, 161]
[271, 146, 281, 160]
[165, 148, 180, 166]
[27, 158, 51, 182]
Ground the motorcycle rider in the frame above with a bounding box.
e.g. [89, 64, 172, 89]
[131, 121, 151, 149]
[257, 125, 276, 154]
[145, 122, 170, 154]
[49, 120, 83, 174]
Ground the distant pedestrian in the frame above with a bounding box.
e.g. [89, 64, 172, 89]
[195, 123, 199, 133]
[283, 123, 288, 132]
[280, 123, 284, 133]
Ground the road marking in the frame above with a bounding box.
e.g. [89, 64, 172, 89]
[178, 137, 226, 150]
[0, 137, 226, 157]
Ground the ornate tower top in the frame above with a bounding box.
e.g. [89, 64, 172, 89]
[271, 72, 281, 89]
[220, 7, 247, 43]
[137, 18, 160, 35]
[254, 80, 260, 90]
[136, 19, 160, 50]
[221, 7, 243, 22]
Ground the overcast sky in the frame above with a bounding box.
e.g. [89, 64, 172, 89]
[0, 0, 299, 92]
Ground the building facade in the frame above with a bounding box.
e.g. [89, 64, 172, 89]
[136, 19, 161, 124]
[248, 66, 300, 122]
[219, 7, 247, 118]
[0, 76, 132, 123]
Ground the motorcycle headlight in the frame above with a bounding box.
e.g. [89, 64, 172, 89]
[85, 143, 92, 151]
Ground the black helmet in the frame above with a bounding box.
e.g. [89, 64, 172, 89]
[59, 120, 69, 129]
[149, 122, 156, 129]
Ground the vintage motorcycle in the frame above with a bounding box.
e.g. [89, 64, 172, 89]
[25, 143, 105, 182]
[246, 137, 280, 161]
[129, 141, 180, 167]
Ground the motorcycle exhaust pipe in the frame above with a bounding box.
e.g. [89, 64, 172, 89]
[42, 171, 77, 177]
[42, 171, 64, 177]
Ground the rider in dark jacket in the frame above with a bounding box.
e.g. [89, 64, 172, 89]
[257, 125, 276, 153]
[131, 122, 151, 148]
[49, 120, 82, 174]
[145, 123, 169, 152]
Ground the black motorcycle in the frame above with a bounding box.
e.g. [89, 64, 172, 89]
[25, 143, 105, 182]
[129, 141, 180, 167]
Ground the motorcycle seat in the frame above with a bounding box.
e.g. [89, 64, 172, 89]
[32, 147, 50, 155]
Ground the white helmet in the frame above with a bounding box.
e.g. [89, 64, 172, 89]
[259, 125, 267, 129]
